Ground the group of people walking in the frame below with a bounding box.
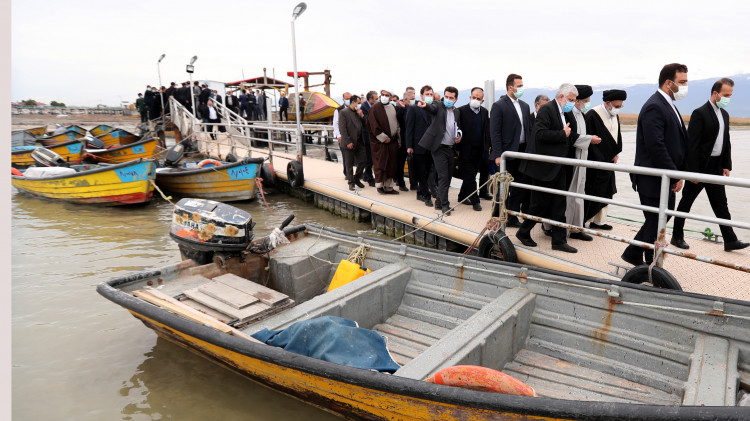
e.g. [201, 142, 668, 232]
[335, 64, 747, 260]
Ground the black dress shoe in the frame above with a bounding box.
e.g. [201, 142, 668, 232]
[442, 206, 452, 216]
[589, 222, 613, 230]
[542, 227, 552, 237]
[725, 240, 750, 252]
[621, 252, 644, 267]
[435, 200, 441, 210]
[505, 217, 521, 228]
[424, 197, 433, 207]
[368, 180, 376, 187]
[479, 193, 493, 201]
[377, 187, 386, 195]
[552, 243, 578, 253]
[515, 233, 537, 247]
[670, 237, 690, 250]
[354, 180, 365, 188]
[472, 203, 482, 212]
[398, 185, 409, 192]
[384, 188, 399, 195]
[570, 231, 593, 241]
[349, 183, 355, 191]
[416, 193, 424, 201]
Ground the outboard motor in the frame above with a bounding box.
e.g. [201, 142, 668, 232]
[169, 198, 255, 264]
[164, 143, 186, 168]
[31, 148, 68, 167]
[84, 135, 105, 150]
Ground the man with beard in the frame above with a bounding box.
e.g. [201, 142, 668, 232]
[338, 95, 367, 191]
[406, 85, 437, 206]
[583, 89, 626, 231]
[457, 87, 490, 211]
[367, 89, 401, 194]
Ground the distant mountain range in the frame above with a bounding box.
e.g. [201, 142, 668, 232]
[458, 73, 750, 118]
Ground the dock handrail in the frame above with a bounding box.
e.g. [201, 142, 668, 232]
[498, 151, 750, 274]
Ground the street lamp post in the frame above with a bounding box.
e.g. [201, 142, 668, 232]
[291, 2, 307, 164]
[186, 56, 198, 118]
[157, 54, 165, 121]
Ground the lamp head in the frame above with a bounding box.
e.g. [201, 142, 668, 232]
[292, 2, 307, 19]
[189, 56, 198, 65]
[158, 54, 165, 62]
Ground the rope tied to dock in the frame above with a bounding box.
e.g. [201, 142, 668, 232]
[463, 172, 514, 255]
[149, 179, 174, 205]
[346, 243, 369, 266]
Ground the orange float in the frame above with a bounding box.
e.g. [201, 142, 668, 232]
[198, 159, 222, 168]
[426, 365, 538, 397]
[11, 167, 24, 176]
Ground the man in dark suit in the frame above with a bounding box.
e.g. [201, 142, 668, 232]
[515, 83, 579, 253]
[360, 91, 378, 186]
[339, 95, 367, 191]
[490, 74, 533, 225]
[670, 78, 748, 252]
[225, 90, 240, 115]
[406, 85, 436, 206]
[530, 94, 550, 130]
[417, 86, 462, 216]
[457, 87, 490, 211]
[621, 63, 689, 266]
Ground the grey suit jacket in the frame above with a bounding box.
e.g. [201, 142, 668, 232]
[417, 102, 461, 153]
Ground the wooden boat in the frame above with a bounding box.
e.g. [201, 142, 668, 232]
[38, 130, 85, 147]
[66, 125, 87, 135]
[12, 158, 156, 205]
[96, 128, 140, 147]
[89, 124, 114, 137]
[85, 136, 160, 164]
[97, 199, 750, 421]
[25, 126, 47, 137]
[288, 91, 339, 122]
[12, 139, 84, 169]
[11, 130, 37, 147]
[155, 157, 264, 202]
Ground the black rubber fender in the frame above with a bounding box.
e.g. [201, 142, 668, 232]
[261, 163, 276, 188]
[477, 232, 518, 263]
[287, 160, 304, 188]
[621, 265, 682, 290]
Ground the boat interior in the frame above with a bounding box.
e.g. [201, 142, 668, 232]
[119, 226, 750, 407]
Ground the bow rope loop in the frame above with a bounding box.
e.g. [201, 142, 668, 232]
[488, 171, 514, 225]
[346, 243, 369, 266]
[648, 240, 669, 283]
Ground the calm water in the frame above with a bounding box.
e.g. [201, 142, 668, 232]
[11, 130, 750, 420]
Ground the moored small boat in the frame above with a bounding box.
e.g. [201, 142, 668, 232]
[96, 128, 140, 148]
[25, 126, 47, 137]
[89, 124, 114, 137]
[38, 129, 85, 147]
[11, 130, 37, 147]
[66, 125, 87, 136]
[12, 158, 156, 205]
[288, 91, 339, 122]
[97, 199, 750, 420]
[85, 136, 160, 164]
[155, 157, 264, 202]
[12, 139, 84, 169]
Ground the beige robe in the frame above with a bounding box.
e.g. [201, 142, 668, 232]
[565, 108, 593, 229]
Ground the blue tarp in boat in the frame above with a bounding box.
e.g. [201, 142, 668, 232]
[252, 316, 401, 373]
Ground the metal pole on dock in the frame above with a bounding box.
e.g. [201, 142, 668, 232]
[484, 80, 495, 112]
[157, 54, 165, 121]
[186, 56, 198, 118]
[291, 2, 307, 165]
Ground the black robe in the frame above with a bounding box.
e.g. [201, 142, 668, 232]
[583, 108, 623, 221]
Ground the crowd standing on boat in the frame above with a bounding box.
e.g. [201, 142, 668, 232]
[332, 63, 748, 259]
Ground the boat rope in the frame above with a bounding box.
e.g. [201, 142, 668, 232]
[149, 179, 174, 205]
[299, 229, 750, 321]
[648, 240, 670, 282]
[255, 178, 275, 215]
[346, 243, 369, 266]
[463, 172, 514, 255]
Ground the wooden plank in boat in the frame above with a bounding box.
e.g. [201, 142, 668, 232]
[213, 273, 290, 307]
[133, 288, 260, 343]
[183, 287, 273, 323]
[199, 281, 260, 309]
[180, 298, 235, 323]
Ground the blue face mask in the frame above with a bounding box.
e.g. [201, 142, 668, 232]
[443, 99, 455, 108]
[582, 102, 591, 113]
[562, 101, 575, 113]
[344, 99, 350, 106]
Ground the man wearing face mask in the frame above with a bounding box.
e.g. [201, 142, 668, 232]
[418, 86, 462, 216]
[530, 94, 550, 129]
[457, 87, 490, 211]
[333, 92, 353, 179]
[406, 85, 437, 207]
[490, 74, 533, 225]
[367, 89, 402, 194]
[339, 95, 367, 191]
[391, 93, 410, 192]
[621, 63, 689, 267]
[361, 91, 379, 186]
[516, 83, 579, 253]
[670, 78, 748, 252]
[564, 85, 601, 242]
[583, 89, 627, 230]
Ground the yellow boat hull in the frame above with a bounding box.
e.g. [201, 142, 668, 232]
[96, 129, 140, 147]
[89, 125, 114, 137]
[11, 140, 84, 169]
[39, 131, 85, 146]
[11, 159, 156, 205]
[25, 126, 47, 136]
[155, 159, 262, 202]
[86, 137, 160, 164]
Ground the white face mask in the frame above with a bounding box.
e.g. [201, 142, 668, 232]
[380, 96, 390, 105]
[609, 106, 620, 116]
[355, 104, 361, 110]
[671, 82, 688, 101]
[470, 99, 481, 109]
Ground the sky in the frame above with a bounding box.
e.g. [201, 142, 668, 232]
[10, 0, 750, 107]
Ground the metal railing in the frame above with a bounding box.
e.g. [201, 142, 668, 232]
[499, 151, 750, 273]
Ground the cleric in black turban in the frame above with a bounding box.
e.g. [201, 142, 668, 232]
[602, 89, 627, 102]
[575, 84, 593, 99]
